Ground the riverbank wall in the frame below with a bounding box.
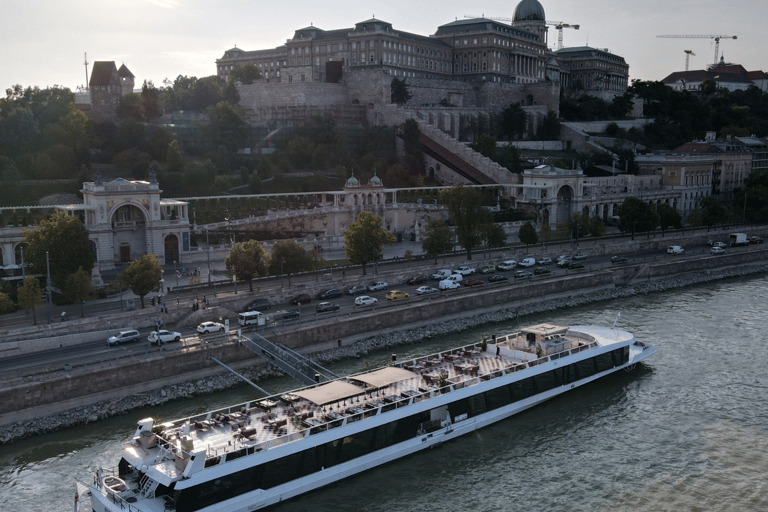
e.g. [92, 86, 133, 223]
[1, 250, 767, 443]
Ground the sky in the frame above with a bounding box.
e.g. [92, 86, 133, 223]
[1, 0, 766, 93]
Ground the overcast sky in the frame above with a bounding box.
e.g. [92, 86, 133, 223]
[1, 0, 765, 93]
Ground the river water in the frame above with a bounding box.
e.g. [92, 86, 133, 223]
[2, 276, 767, 512]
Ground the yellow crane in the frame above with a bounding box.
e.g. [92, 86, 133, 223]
[463, 15, 579, 49]
[657, 35, 737, 65]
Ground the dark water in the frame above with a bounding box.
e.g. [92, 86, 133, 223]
[2, 276, 767, 512]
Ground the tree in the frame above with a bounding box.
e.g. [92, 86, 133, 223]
[225, 240, 268, 292]
[230, 64, 262, 85]
[17, 275, 43, 324]
[657, 202, 682, 231]
[500, 102, 527, 139]
[587, 215, 607, 238]
[22, 211, 94, 287]
[618, 197, 660, 234]
[567, 212, 591, 239]
[468, 134, 497, 158]
[700, 196, 731, 226]
[439, 186, 494, 260]
[204, 101, 249, 152]
[141, 80, 163, 121]
[0, 291, 13, 314]
[402, 118, 423, 175]
[391, 78, 413, 106]
[537, 111, 561, 140]
[268, 240, 316, 284]
[166, 139, 183, 173]
[120, 254, 162, 309]
[422, 220, 454, 263]
[483, 222, 507, 248]
[518, 221, 538, 246]
[64, 267, 96, 317]
[344, 211, 396, 275]
[686, 207, 704, 227]
[116, 93, 144, 121]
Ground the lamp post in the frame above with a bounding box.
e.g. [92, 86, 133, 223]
[226, 211, 237, 295]
[160, 270, 165, 329]
[280, 258, 285, 288]
[45, 251, 52, 324]
[174, 261, 180, 305]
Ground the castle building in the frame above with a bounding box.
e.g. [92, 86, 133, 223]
[76, 61, 135, 122]
[215, 1, 628, 95]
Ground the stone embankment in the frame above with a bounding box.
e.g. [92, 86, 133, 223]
[1, 261, 765, 445]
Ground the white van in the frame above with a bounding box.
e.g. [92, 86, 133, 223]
[431, 269, 453, 280]
[519, 258, 536, 267]
[238, 311, 265, 326]
[667, 245, 684, 255]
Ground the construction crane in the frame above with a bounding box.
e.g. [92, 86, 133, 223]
[656, 35, 737, 65]
[464, 15, 579, 49]
[684, 50, 695, 71]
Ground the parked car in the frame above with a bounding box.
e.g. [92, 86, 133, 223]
[537, 257, 552, 266]
[455, 266, 476, 275]
[148, 329, 182, 345]
[107, 329, 141, 346]
[488, 274, 509, 283]
[367, 281, 388, 292]
[431, 269, 453, 280]
[197, 321, 225, 334]
[463, 278, 485, 287]
[497, 260, 516, 271]
[317, 288, 343, 299]
[479, 264, 496, 274]
[749, 236, 764, 244]
[573, 253, 588, 260]
[355, 295, 378, 306]
[273, 309, 301, 321]
[290, 293, 312, 305]
[567, 263, 585, 270]
[316, 302, 340, 313]
[518, 258, 535, 268]
[346, 284, 367, 295]
[711, 241, 727, 249]
[406, 275, 428, 285]
[557, 259, 572, 268]
[611, 256, 628, 264]
[242, 298, 271, 312]
[439, 279, 461, 290]
[667, 245, 685, 255]
[534, 268, 552, 276]
[514, 270, 533, 279]
[415, 285, 439, 295]
[710, 246, 725, 255]
[386, 290, 410, 300]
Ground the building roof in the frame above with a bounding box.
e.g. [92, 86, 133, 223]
[294, 381, 364, 406]
[351, 367, 417, 389]
[513, 0, 546, 22]
[661, 70, 754, 85]
[435, 18, 540, 42]
[89, 61, 117, 87]
[555, 46, 627, 63]
[117, 64, 134, 78]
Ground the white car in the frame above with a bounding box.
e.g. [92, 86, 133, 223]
[367, 281, 388, 292]
[148, 329, 182, 345]
[537, 257, 552, 266]
[415, 285, 438, 295]
[710, 246, 725, 255]
[518, 258, 535, 267]
[497, 260, 516, 271]
[455, 266, 476, 275]
[439, 279, 461, 290]
[197, 321, 225, 334]
[355, 295, 378, 306]
[667, 245, 684, 254]
[107, 329, 140, 346]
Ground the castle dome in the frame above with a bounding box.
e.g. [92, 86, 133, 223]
[513, 0, 546, 22]
[345, 174, 360, 187]
[368, 172, 382, 186]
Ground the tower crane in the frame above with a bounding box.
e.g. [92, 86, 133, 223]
[463, 15, 579, 49]
[656, 35, 737, 65]
[684, 50, 695, 71]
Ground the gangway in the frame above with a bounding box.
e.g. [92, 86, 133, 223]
[240, 331, 341, 386]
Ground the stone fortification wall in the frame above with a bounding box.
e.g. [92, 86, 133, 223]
[238, 81, 349, 108]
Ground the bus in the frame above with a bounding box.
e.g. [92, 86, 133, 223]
[238, 310, 265, 327]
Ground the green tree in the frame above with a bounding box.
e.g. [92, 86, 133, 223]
[22, 211, 94, 287]
[483, 222, 507, 248]
[141, 80, 163, 121]
[439, 186, 494, 260]
[468, 134, 497, 158]
[390, 78, 413, 106]
[116, 93, 144, 121]
[657, 202, 682, 231]
[230, 64, 262, 85]
[700, 196, 731, 226]
[500, 102, 527, 139]
[166, 139, 183, 173]
[686, 207, 704, 227]
[618, 197, 660, 234]
[567, 212, 591, 239]
[0, 290, 13, 314]
[268, 240, 316, 284]
[225, 240, 268, 292]
[64, 267, 96, 317]
[518, 221, 538, 246]
[537, 111, 561, 140]
[120, 254, 162, 309]
[204, 101, 249, 152]
[402, 118, 424, 175]
[17, 275, 43, 324]
[587, 215, 607, 238]
[422, 220, 454, 263]
[344, 211, 397, 275]
[539, 222, 552, 244]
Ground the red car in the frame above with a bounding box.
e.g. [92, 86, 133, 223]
[463, 278, 485, 287]
[290, 293, 311, 305]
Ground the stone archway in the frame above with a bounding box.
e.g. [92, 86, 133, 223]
[164, 234, 179, 265]
[110, 202, 148, 264]
[556, 185, 573, 224]
[14, 242, 27, 267]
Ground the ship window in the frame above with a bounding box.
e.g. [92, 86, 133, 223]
[484, 386, 513, 410]
[534, 371, 556, 393]
[509, 377, 536, 401]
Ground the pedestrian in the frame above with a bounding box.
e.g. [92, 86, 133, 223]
[202, 295, 207, 309]
[496, 345, 500, 359]
[61, 311, 67, 322]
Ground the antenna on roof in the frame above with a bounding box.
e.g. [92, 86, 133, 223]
[84, 52, 89, 89]
[611, 312, 621, 329]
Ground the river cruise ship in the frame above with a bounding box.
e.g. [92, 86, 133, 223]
[86, 323, 655, 512]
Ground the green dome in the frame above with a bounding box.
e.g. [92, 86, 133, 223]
[345, 174, 360, 187]
[513, 0, 546, 21]
[369, 173, 382, 186]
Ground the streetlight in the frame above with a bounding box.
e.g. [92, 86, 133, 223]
[45, 251, 52, 324]
[160, 270, 165, 329]
[174, 261, 180, 305]
[280, 258, 285, 288]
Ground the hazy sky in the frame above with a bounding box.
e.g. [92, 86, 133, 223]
[1, 0, 765, 93]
